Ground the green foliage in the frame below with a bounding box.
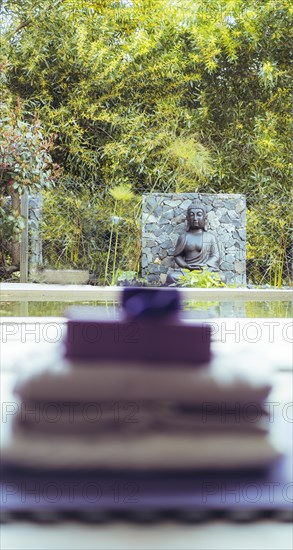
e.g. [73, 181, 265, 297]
[0, 92, 59, 272]
[0, 195, 24, 237]
[1, 0, 292, 284]
[167, 137, 212, 192]
[0, 193, 24, 275]
[0, 102, 58, 196]
[41, 179, 140, 283]
[247, 200, 292, 287]
[116, 270, 138, 285]
[105, 183, 138, 285]
[178, 268, 226, 288]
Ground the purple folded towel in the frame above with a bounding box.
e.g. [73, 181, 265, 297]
[64, 288, 211, 364]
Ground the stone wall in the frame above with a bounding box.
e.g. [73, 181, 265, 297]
[141, 193, 246, 285]
[2, 192, 43, 272]
[29, 192, 43, 270]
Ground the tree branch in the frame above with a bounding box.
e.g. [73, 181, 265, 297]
[9, 0, 64, 36]
[12, 19, 31, 35]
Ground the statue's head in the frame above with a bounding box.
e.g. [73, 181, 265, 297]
[186, 200, 207, 231]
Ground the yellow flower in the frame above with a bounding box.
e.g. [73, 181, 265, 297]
[109, 184, 135, 201]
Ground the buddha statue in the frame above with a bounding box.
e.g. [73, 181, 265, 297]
[166, 200, 222, 285]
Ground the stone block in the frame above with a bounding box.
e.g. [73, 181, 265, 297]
[175, 223, 185, 233]
[171, 216, 185, 225]
[150, 208, 161, 218]
[213, 200, 225, 208]
[217, 208, 227, 218]
[161, 257, 173, 268]
[237, 229, 246, 241]
[161, 239, 173, 250]
[143, 196, 158, 210]
[225, 225, 234, 233]
[227, 209, 237, 220]
[141, 256, 148, 268]
[147, 274, 158, 283]
[160, 273, 167, 284]
[160, 220, 172, 227]
[29, 199, 37, 209]
[219, 214, 231, 223]
[235, 261, 246, 274]
[155, 234, 167, 244]
[29, 220, 39, 230]
[163, 200, 181, 207]
[40, 269, 89, 285]
[236, 202, 245, 214]
[222, 236, 235, 247]
[151, 246, 160, 255]
[221, 261, 234, 270]
[174, 207, 184, 216]
[143, 233, 156, 242]
[207, 210, 217, 220]
[142, 214, 157, 224]
[164, 224, 174, 234]
[163, 209, 176, 220]
[180, 199, 193, 210]
[209, 218, 220, 229]
[235, 275, 245, 284]
[225, 253, 235, 263]
[145, 224, 157, 233]
[231, 219, 241, 228]
[216, 227, 225, 235]
[149, 264, 160, 274]
[224, 271, 235, 283]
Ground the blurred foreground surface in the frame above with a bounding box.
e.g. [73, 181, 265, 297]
[0, 317, 292, 550]
[1, 520, 293, 550]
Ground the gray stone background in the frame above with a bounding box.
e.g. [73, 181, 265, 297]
[141, 193, 246, 285]
[29, 193, 43, 270]
[3, 193, 43, 271]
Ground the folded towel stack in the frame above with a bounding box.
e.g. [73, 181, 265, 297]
[1, 289, 283, 471]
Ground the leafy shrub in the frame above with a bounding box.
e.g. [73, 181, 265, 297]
[0, 98, 59, 274]
[178, 268, 226, 288]
[41, 180, 141, 284]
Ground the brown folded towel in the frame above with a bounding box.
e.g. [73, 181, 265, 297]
[12, 400, 270, 435]
[1, 430, 283, 470]
[14, 355, 272, 405]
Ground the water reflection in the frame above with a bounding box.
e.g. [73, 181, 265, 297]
[0, 300, 292, 318]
